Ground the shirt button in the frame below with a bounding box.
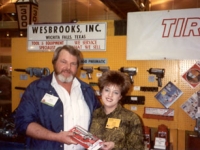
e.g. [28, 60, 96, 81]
[60, 114, 62, 117]
[60, 145, 63, 148]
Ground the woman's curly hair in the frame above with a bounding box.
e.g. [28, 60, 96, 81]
[98, 70, 131, 99]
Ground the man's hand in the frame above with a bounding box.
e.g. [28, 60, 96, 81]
[56, 131, 78, 145]
[26, 122, 77, 145]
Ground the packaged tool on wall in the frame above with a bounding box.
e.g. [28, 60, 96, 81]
[195, 91, 200, 137]
[147, 68, 165, 87]
[143, 107, 174, 121]
[154, 124, 169, 150]
[122, 96, 145, 105]
[143, 126, 151, 150]
[81, 66, 93, 79]
[119, 67, 137, 84]
[14, 67, 50, 78]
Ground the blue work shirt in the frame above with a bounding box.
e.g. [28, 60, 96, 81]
[14, 73, 101, 150]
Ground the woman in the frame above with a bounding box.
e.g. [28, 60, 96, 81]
[90, 70, 144, 150]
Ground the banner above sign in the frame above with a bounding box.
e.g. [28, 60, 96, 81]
[27, 22, 107, 51]
[127, 8, 200, 60]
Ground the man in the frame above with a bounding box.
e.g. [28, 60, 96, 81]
[0, 69, 11, 100]
[15, 45, 101, 150]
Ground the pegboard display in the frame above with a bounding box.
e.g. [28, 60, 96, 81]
[12, 30, 199, 150]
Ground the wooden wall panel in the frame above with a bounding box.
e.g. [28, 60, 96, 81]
[12, 36, 198, 150]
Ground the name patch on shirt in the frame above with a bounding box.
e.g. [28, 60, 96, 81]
[106, 118, 121, 129]
[41, 93, 58, 107]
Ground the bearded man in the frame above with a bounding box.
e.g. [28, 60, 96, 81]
[15, 45, 101, 150]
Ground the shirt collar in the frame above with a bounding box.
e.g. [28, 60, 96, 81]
[100, 104, 122, 116]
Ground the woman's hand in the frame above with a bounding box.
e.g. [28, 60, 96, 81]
[100, 141, 115, 150]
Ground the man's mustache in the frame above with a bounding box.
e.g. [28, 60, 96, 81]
[61, 69, 72, 74]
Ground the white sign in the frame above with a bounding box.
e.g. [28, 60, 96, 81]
[16, 4, 31, 30]
[27, 22, 107, 51]
[16, 3, 38, 30]
[82, 58, 107, 64]
[154, 137, 166, 149]
[127, 8, 200, 60]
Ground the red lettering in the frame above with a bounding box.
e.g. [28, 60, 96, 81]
[162, 18, 200, 37]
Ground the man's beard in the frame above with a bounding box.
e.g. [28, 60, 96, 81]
[55, 68, 75, 83]
[57, 74, 74, 83]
